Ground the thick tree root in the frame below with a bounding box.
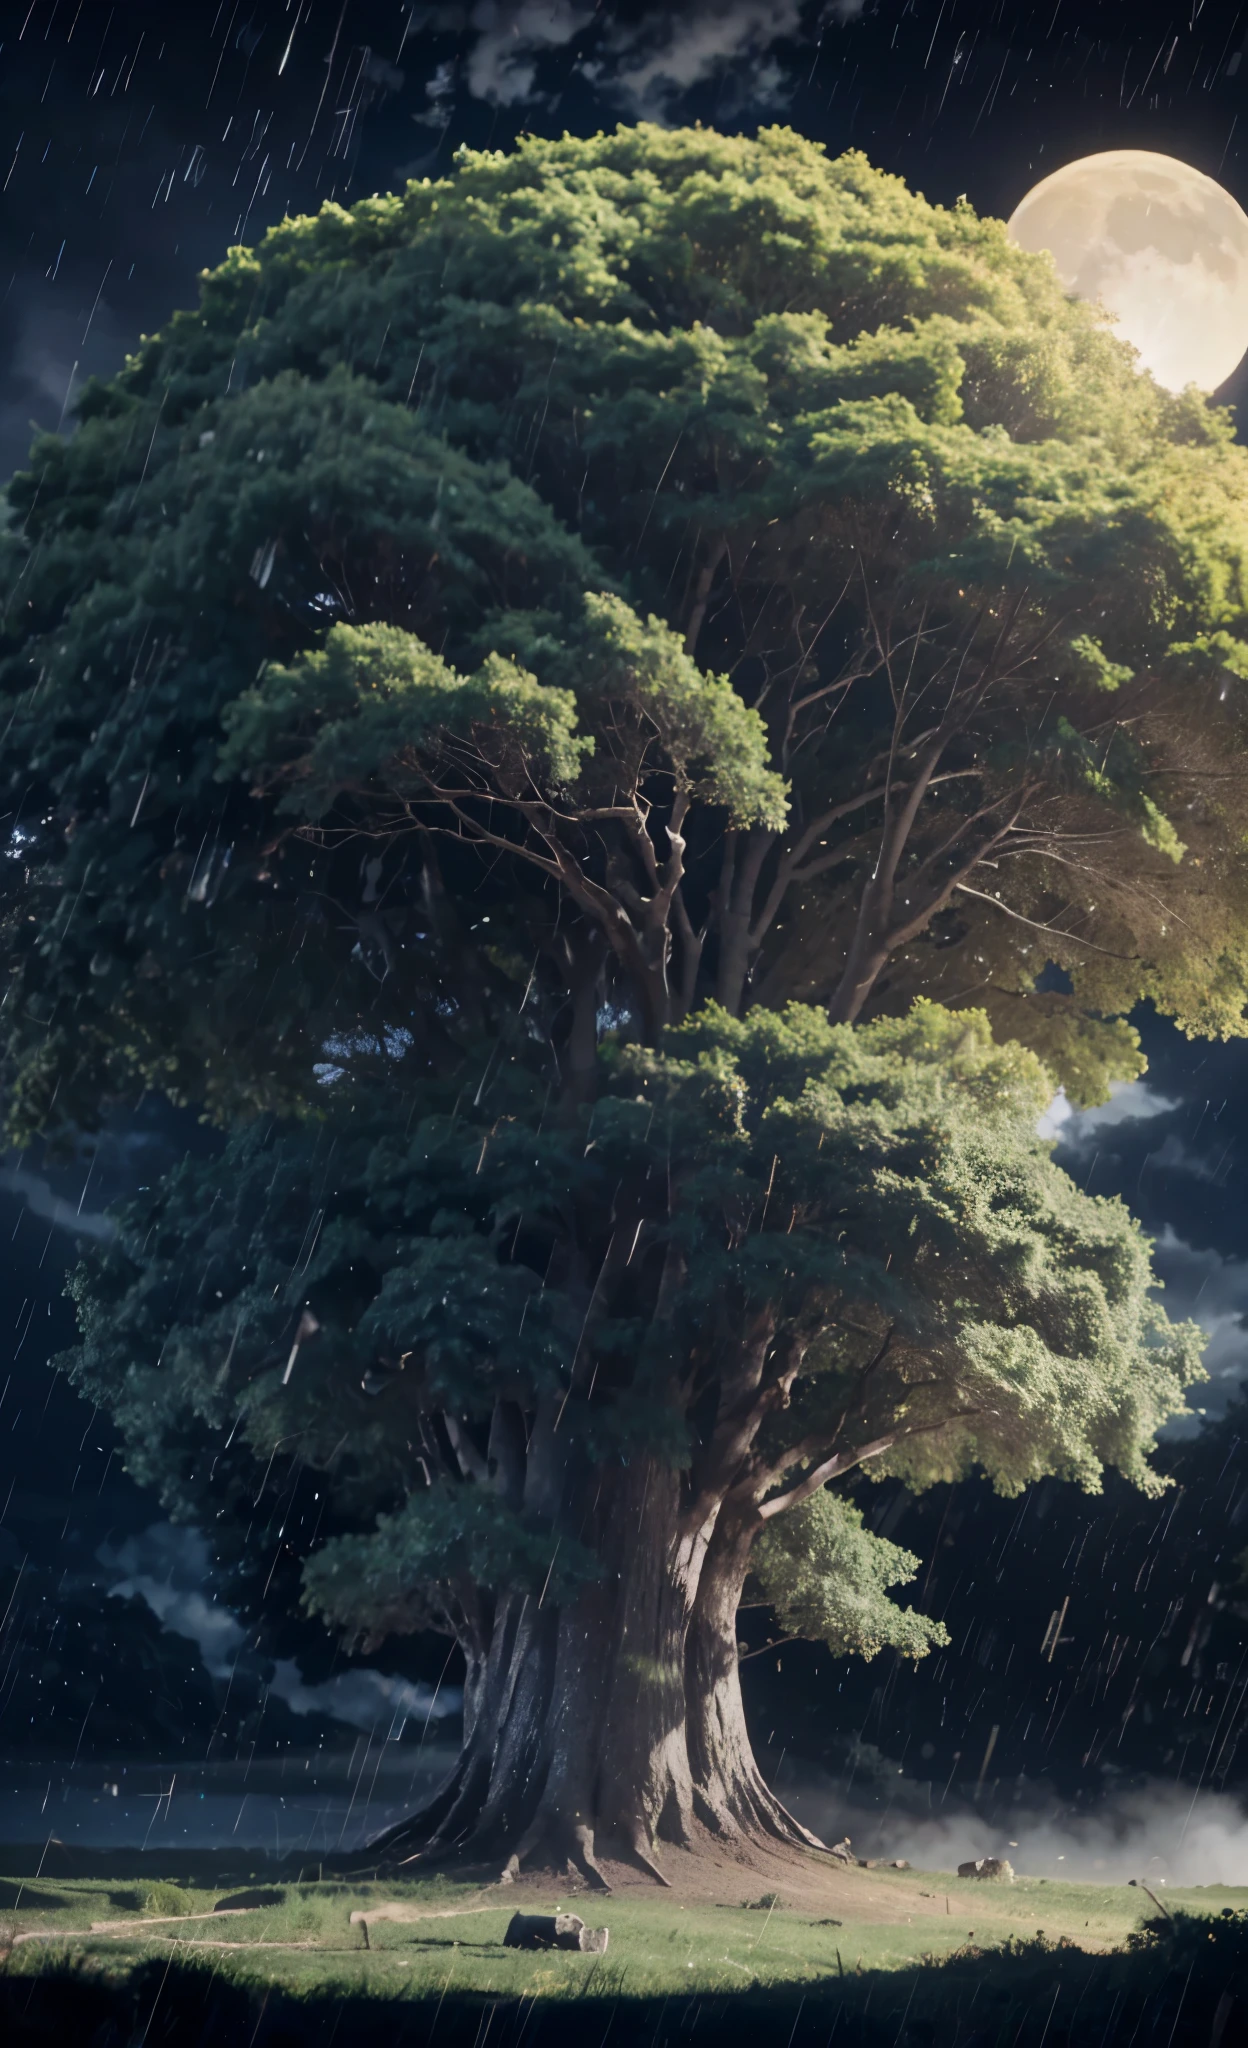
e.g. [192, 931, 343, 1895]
[623, 1824, 672, 1887]
[331, 1521, 833, 1890]
[690, 1758, 830, 1860]
[329, 1754, 480, 1876]
[336, 1780, 835, 1891]
[500, 1814, 613, 1892]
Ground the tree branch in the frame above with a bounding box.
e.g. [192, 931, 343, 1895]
[952, 881, 1140, 959]
[756, 1407, 986, 1521]
[444, 1413, 490, 1486]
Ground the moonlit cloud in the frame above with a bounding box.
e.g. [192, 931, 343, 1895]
[265, 1660, 461, 1731]
[97, 1522, 460, 1728]
[464, 1, 596, 106]
[1150, 1224, 1248, 1417]
[455, 0, 862, 117]
[604, 3, 806, 120]
[98, 1524, 245, 1678]
[1037, 1078, 1179, 1145]
[112, 1576, 248, 1678]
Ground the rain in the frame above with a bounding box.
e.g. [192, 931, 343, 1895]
[4, 2, 1248, 2043]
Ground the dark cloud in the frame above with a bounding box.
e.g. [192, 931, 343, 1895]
[97, 1522, 462, 1729]
[444, 2, 860, 117]
[462, 1, 598, 106]
[5, 0, 1248, 483]
[598, 3, 809, 120]
[1150, 1226, 1248, 1425]
[1046, 1035, 1248, 1429]
[97, 1523, 246, 1680]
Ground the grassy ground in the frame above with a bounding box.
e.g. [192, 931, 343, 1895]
[0, 1856, 1240, 1989]
[3, 1852, 1246, 2041]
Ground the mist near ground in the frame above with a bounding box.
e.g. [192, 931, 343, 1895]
[781, 1765, 1248, 1887]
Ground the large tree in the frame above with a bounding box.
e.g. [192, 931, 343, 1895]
[7, 128, 1248, 1132]
[0, 123, 1238, 1877]
[63, 1003, 1199, 1879]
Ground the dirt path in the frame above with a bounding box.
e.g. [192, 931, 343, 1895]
[10, 1906, 288, 1947]
[495, 1845, 952, 1923]
[8, 1852, 995, 1950]
[349, 1899, 496, 1933]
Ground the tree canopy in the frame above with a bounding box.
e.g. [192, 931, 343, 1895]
[64, 1002, 1200, 1711]
[5, 125, 1248, 1141]
[0, 122, 1225, 1873]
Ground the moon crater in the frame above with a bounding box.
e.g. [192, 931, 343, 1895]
[1007, 150, 1248, 394]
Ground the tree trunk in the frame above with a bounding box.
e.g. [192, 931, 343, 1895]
[713, 829, 775, 1016]
[358, 1462, 822, 1887]
[686, 1507, 825, 1850]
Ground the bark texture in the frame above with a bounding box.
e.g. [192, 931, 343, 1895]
[362, 1456, 817, 1887]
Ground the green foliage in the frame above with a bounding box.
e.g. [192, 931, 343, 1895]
[301, 1489, 597, 1651]
[0, 123, 1226, 1738]
[751, 1489, 947, 1660]
[619, 1000, 1200, 1497]
[571, 593, 788, 827]
[0, 1870, 1215, 2022]
[223, 622, 595, 801]
[60, 1000, 1200, 1663]
[1062, 633, 1134, 694]
[6, 125, 1248, 1143]
[219, 594, 785, 834]
[142, 1882, 192, 1917]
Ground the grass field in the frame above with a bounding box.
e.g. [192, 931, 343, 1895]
[2, 1850, 1246, 2042]
[0, 1859, 1208, 1994]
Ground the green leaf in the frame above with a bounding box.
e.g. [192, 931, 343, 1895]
[752, 1489, 948, 1661]
[221, 621, 594, 811]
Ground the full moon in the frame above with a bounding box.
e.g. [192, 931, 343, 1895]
[1007, 150, 1248, 393]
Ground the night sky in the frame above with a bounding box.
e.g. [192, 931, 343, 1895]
[6, 0, 1248, 1834]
